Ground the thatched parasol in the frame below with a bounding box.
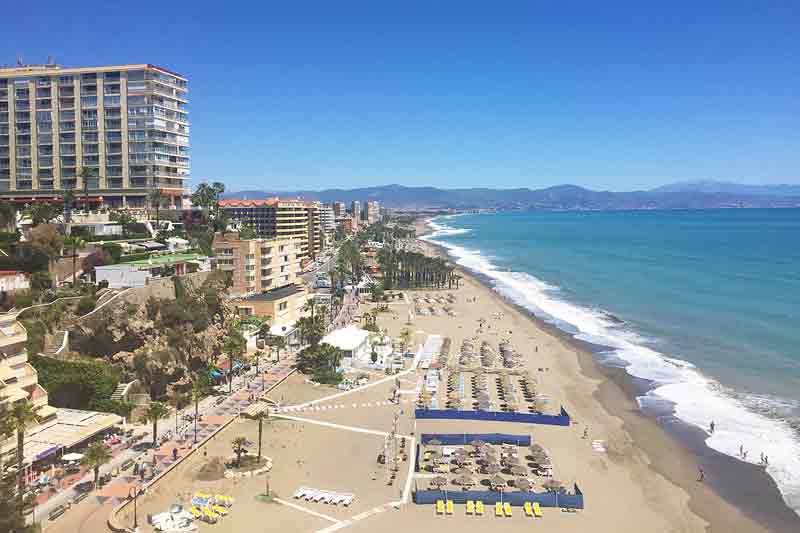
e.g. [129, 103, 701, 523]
[504, 456, 521, 466]
[484, 464, 502, 474]
[529, 443, 545, 454]
[454, 448, 469, 456]
[469, 439, 486, 448]
[542, 479, 565, 492]
[454, 475, 475, 487]
[428, 439, 443, 446]
[510, 465, 528, 476]
[489, 474, 507, 489]
[514, 478, 533, 491]
[429, 476, 448, 489]
[452, 466, 472, 475]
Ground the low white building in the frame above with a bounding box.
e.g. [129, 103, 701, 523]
[166, 237, 190, 253]
[321, 326, 371, 368]
[0, 271, 30, 293]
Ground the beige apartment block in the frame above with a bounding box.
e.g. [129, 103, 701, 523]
[219, 198, 324, 258]
[212, 232, 303, 297]
[0, 62, 189, 208]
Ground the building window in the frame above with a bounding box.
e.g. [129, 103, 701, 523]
[278, 302, 287, 311]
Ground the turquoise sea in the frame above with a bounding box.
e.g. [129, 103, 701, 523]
[423, 209, 800, 515]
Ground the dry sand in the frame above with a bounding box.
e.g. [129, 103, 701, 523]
[58, 224, 783, 533]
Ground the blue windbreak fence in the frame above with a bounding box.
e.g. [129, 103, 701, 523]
[415, 406, 570, 426]
[420, 433, 531, 446]
[413, 484, 584, 508]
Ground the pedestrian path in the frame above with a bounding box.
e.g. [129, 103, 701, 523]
[273, 399, 405, 414]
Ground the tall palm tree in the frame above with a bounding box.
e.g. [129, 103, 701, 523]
[82, 441, 112, 488]
[63, 235, 86, 286]
[141, 401, 170, 447]
[148, 186, 164, 232]
[10, 400, 40, 514]
[61, 188, 76, 230]
[79, 166, 94, 212]
[169, 389, 188, 436]
[247, 410, 269, 463]
[0, 200, 16, 232]
[224, 324, 246, 393]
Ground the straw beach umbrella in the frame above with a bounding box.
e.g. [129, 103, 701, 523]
[428, 439, 443, 446]
[510, 465, 528, 476]
[454, 475, 475, 487]
[542, 479, 564, 492]
[430, 476, 448, 489]
[469, 439, 486, 448]
[489, 475, 507, 490]
[514, 478, 533, 491]
[504, 456, 521, 466]
[484, 464, 502, 474]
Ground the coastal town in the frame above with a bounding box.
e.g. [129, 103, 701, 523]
[1, 51, 793, 533]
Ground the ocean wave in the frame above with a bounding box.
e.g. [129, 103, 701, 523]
[423, 217, 800, 516]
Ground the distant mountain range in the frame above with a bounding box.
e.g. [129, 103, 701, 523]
[222, 181, 800, 210]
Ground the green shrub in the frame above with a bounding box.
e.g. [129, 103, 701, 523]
[76, 294, 97, 315]
[29, 354, 119, 410]
[312, 368, 344, 385]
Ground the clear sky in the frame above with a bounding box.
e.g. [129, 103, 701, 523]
[4, 1, 799, 192]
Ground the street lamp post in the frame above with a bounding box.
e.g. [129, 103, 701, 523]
[128, 485, 139, 529]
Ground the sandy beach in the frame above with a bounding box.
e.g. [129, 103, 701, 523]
[72, 223, 798, 533]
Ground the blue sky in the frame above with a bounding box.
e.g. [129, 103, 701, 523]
[4, 1, 799, 191]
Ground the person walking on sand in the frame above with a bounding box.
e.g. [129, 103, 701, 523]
[582, 427, 589, 439]
[709, 421, 715, 434]
[698, 466, 704, 482]
[739, 444, 744, 457]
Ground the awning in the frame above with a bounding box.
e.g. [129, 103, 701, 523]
[36, 405, 59, 420]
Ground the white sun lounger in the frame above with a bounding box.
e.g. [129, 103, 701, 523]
[303, 489, 320, 501]
[312, 491, 330, 503]
[294, 487, 312, 499]
[339, 495, 354, 506]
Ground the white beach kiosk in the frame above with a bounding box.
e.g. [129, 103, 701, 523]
[321, 326, 371, 369]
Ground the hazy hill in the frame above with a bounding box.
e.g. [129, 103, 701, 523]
[650, 180, 800, 197]
[222, 183, 800, 210]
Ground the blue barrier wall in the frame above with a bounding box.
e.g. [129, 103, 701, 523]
[415, 407, 570, 426]
[413, 484, 584, 509]
[420, 433, 531, 446]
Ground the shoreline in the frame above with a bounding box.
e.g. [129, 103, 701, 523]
[415, 218, 800, 533]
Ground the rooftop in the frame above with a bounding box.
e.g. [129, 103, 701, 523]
[239, 284, 303, 302]
[123, 252, 203, 267]
[322, 325, 371, 351]
[0, 62, 186, 80]
[220, 198, 317, 208]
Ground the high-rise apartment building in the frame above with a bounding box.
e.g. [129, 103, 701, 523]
[332, 201, 346, 218]
[320, 203, 336, 236]
[364, 200, 380, 224]
[0, 62, 189, 208]
[350, 200, 361, 228]
[212, 232, 302, 297]
[220, 198, 323, 258]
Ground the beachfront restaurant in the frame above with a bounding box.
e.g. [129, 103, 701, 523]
[321, 326, 371, 368]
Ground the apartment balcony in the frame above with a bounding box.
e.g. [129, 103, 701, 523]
[1, 350, 28, 367]
[27, 384, 49, 408]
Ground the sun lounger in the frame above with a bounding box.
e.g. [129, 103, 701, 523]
[495, 502, 503, 517]
[303, 489, 320, 501]
[475, 501, 484, 516]
[503, 502, 512, 517]
[202, 507, 218, 523]
[189, 506, 202, 520]
[466, 500, 475, 515]
[211, 505, 229, 516]
[215, 494, 234, 506]
[446, 500, 454, 515]
[318, 493, 335, 504]
[195, 491, 211, 499]
[533, 502, 543, 517]
[293, 488, 309, 499]
[436, 500, 445, 515]
[312, 491, 329, 502]
[340, 495, 354, 506]
[524, 501, 534, 517]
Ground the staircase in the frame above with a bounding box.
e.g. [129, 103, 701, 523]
[40, 330, 68, 358]
[110, 382, 129, 402]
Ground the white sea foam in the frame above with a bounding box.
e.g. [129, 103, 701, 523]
[422, 217, 800, 516]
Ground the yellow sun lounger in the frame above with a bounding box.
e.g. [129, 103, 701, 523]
[189, 506, 202, 519]
[446, 500, 454, 515]
[533, 502, 543, 517]
[195, 491, 212, 499]
[466, 500, 475, 515]
[495, 502, 503, 517]
[215, 494, 234, 506]
[524, 501, 534, 517]
[503, 502, 512, 517]
[436, 500, 445, 515]
[202, 507, 218, 523]
[211, 505, 229, 516]
[475, 501, 484, 516]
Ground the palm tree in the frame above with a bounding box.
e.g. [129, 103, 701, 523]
[10, 400, 40, 514]
[169, 389, 188, 435]
[148, 186, 164, 232]
[61, 188, 76, 230]
[141, 401, 170, 447]
[231, 436, 248, 467]
[246, 410, 269, 463]
[0, 200, 16, 232]
[224, 324, 246, 393]
[63, 235, 86, 286]
[79, 167, 94, 212]
[82, 441, 112, 488]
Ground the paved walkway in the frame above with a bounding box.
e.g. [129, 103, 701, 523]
[31, 354, 297, 528]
